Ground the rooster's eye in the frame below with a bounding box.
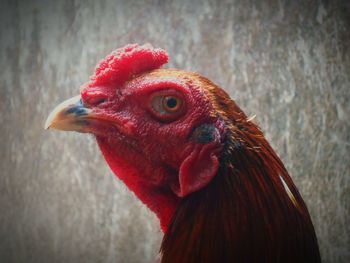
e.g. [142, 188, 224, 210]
[163, 96, 182, 112]
[151, 95, 184, 117]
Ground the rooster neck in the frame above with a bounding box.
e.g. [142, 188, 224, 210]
[160, 132, 321, 263]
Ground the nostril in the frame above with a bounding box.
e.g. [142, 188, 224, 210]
[84, 96, 108, 107]
[81, 87, 111, 107]
[93, 98, 107, 105]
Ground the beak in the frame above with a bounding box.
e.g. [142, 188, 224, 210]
[45, 95, 92, 132]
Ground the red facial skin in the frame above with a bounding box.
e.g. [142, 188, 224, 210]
[79, 45, 224, 231]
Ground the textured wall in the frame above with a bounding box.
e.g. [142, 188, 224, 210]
[1, 0, 349, 262]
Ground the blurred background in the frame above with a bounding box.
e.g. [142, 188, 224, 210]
[0, 0, 349, 262]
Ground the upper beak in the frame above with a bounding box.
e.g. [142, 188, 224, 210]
[45, 95, 92, 132]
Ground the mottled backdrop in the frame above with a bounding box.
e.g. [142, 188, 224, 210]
[0, 0, 349, 262]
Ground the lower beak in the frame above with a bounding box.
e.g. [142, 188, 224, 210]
[45, 95, 92, 132]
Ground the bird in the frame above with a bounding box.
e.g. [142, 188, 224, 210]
[45, 43, 321, 263]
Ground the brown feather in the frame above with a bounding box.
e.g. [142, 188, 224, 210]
[160, 75, 321, 263]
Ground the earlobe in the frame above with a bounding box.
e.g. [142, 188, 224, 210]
[171, 125, 223, 197]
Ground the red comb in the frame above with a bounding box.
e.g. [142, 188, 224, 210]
[87, 43, 168, 88]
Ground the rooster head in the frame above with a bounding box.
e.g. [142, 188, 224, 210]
[45, 44, 228, 230]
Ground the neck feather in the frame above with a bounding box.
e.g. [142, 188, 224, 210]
[160, 131, 321, 263]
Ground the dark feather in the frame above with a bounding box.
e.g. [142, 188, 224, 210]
[160, 78, 321, 263]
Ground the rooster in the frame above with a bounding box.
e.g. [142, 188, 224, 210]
[45, 44, 321, 263]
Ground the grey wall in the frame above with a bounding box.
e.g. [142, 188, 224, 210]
[1, 0, 349, 262]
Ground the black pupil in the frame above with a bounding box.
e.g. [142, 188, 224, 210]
[166, 97, 177, 108]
